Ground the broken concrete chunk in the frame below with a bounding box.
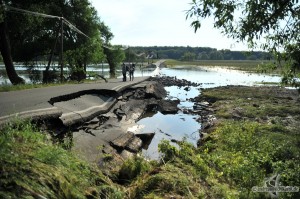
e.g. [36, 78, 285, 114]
[145, 82, 167, 99]
[158, 100, 179, 114]
[126, 136, 143, 153]
[110, 132, 135, 150]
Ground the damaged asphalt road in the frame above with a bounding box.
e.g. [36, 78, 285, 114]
[70, 80, 180, 169]
[0, 77, 150, 125]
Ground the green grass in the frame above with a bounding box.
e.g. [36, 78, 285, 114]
[123, 120, 299, 198]
[119, 86, 300, 198]
[0, 119, 124, 199]
[0, 79, 106, 92]
[164, 59, 278, 73]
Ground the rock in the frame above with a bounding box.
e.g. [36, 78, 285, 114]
[149, 76, 200, 87]
[202, 122, 211, 129]
[114, 108, 126, 119]
[109, 132, 143, 153]
[136, 133, 155, 149]
[182, 108, 190, 114]
[133, 88, 146, 99]
[193, 101, 209, 110]
[191, 109, 202, 114]
[158, 100, 179, 114]
[201, 115, 217, 130]
[97, 115, 109, 125]
[145, 82, 167, 99]
[117, 96, 123, 100]
[231, 107, 243, 119]
[119, 99, 147, 121]
[120, 150, 134, 159]
[110, 132, 135, 151]
[123, 91, 134, 99]
[126, 136, 143, 153]
[184, 86, 191, 91]
[171, 139, 179, 143]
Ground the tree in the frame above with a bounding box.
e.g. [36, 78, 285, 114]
[0, 1, 24, 85]
[181, 51, 196, 61]
[103, 46, 125, 78]
[100, 23, 125, 78]
[3, 0, 107, 83]
[209, 51, 223, 60]
[187, 0, 300, 86]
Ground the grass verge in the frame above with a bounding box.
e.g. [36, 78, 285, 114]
[0, 119, 124, 199]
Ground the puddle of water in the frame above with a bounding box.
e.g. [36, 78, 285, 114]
[135, 112, 200, 160]
[165, 85, 200, 109]
[132, 85, 201, 159]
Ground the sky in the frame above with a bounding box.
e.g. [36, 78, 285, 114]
[90, 0, 250, 51]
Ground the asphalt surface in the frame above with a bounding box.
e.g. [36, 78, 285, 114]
[0, 76, 150, 125]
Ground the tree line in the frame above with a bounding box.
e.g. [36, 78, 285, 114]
[128, 46, 272, 61]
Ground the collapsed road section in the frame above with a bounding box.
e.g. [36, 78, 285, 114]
[49, 89, 118, 126]
[24, 79, 179, 174]
[0, 76, 150, 126]
[67, 80, 180, 171]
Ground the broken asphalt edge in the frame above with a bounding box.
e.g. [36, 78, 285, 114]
[0, 77, 150, 127]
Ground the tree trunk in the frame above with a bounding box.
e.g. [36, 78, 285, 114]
[0, 19, 25, 85]
[108, 61, 116, 78]
[44, 26, 60, 83]
[103, 48, 116, 78]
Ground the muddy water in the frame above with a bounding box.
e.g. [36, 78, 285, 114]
[133, 66, 281, 159]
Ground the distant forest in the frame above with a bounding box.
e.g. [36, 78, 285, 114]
[129, 46, 273, 61]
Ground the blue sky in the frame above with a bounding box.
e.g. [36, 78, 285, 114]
[90, 0, 249, 51]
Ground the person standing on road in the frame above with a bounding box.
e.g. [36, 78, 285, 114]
[122, 63, 127, 81]
[129, 63, 135, 81]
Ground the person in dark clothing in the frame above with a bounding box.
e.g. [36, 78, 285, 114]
[129, 63, 135, 81]
[122, 63, 127, 81]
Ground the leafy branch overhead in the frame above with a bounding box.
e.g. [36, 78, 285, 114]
[187, 0, 300, 87]
[187, 0, 299, 49]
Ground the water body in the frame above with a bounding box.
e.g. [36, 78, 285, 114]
[0, 64, 112, 84]
[0, 64, 154, 84]
[134, 66, 281, 159]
